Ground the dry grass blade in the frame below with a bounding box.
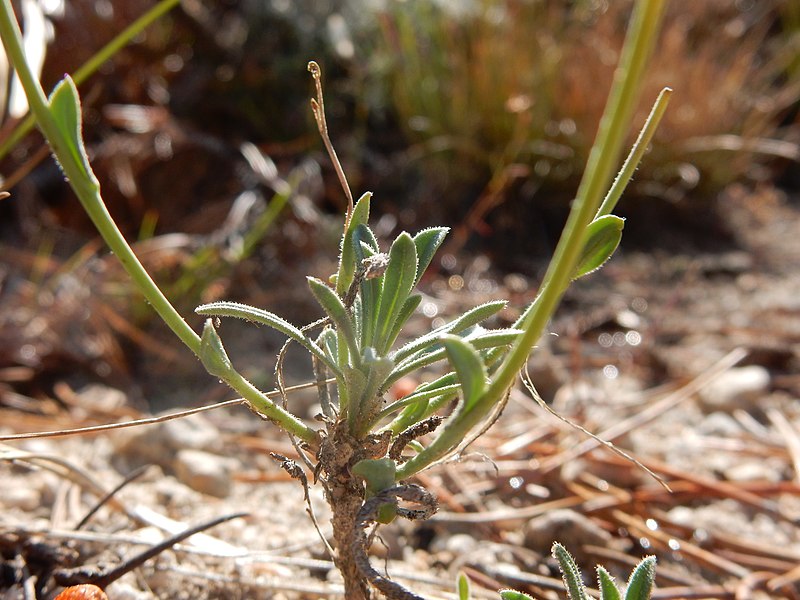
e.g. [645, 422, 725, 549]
[0, 379, 332, 441]
[539, 347, 747, 473]
[522, 365, 672, 491]
[767, 408, 800, 482]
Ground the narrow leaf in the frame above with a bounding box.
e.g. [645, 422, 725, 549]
[48, 76, 98, 186]
[392, 300, 507, 363]
[344, 365, 367, 424]
[383, 293, 422, 352]
[552, 543, 589, 600]
[386, 328, 521, 390]
[499, 591, 535, 600]
[199, 318, 232, 379]
[375, 232, 417, 353]
[354, 348, 396, 434]
[574, 215, 624, 280]
[353, 224, 381, 347]
[442, 335, 486, 413]
[195, 301, 338, 375]
[623, 556, 656, 600]
[336, 191, 371, 295]
[307, 277, 359, 362]
[412, 227, 449, 286]
[597, 567, 622, 600]
[457, 572, 470, 600]
[376, 382, 461, 421]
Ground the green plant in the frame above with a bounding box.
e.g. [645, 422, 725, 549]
[0, 0, 670, 597]
[456, 543, 657, 600]
[552, 542, 657, 600]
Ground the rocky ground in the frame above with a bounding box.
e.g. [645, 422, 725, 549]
[2, 183, 800, 599]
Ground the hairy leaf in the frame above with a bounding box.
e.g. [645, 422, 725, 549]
[441, 335, 486, 413]
[597, 567, 622, 600]
[412, 227, 449, 286]
[383, 293, 422, 352]
[195, 301, 338, 375]
[553, 543, 589, 600]
[574, 215, 624, 280]
[198, 318, 232, 379]
[499, 591, 535, 600]
[308, 277, 359, 363]
[48, 76, 98, 186]
[391, 300, 508, 363]
[375, 232, 417, 353]
[624, 556, 656, 600]
[336, 191, 371, 295]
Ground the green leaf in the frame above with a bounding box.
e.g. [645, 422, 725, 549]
[375, 232, 418, 353]
[336, 192, 372, 295]
[343, 365, 367, 422]
[376, 382, 462, 422]
[442, 335, 486, 413]
[383, 372, 459, 434]
[198, 318, 232, 379]
[392, 300, 508, 363]
[354, 347, 396, 434]
[412, 227, 448, 287]
[386, 328, 521, 391]
[48, 76, 98, 186]
[624, 556, 656, 600]
[307, 277, 360, 363]
[353, 224, 381, 348]
[574, 215, 624, 280]
[352, 457, 396, 495]
[195, 301, 339, 376]
[498, 591, 535, 600]
[552, 543, 589, 600]
[318, 326, 339, 366]
[597, 567, 622, 600]
[383, 293, 422, 352]
[456, 572, 470, 600]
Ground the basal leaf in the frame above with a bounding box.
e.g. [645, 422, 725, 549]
[391, 300, 507, 363]
[597, 567, 622, 600]
[412, 227, 448, 286]
[353, 224, 381, 347]
[624, 556, 656, 600]
[499, 591, 535, 600]
[441, 334, 486, 413]
[307, 277, 359, 362]
[336, 191, 371, 295]
[574, 215, 624, 280]
[457, 572, 470, 600]
[386, 328, 521, 391]
[374, 232, 417, 353]
[48, 76, 98, 186]
[195, 301, 338, 376]
[383, 293, 422, 353]
[552, 543, 589, 600]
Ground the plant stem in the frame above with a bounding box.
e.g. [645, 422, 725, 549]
[0, 0, 200, 354]
[0, 0, 318, 444]
[396, 0, 668, 480]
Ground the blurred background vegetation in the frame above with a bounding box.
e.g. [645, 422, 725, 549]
[0, 0, 798, 407]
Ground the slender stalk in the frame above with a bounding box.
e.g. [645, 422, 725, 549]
[596, 87, 673, 218]
[0, 0, 200, 353]
[0, 0, 181, 160]
[396, 0, 668, 480]
[0, 0, 318, 444]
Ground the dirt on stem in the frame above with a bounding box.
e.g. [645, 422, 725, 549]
[319, 420, 372, 600]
